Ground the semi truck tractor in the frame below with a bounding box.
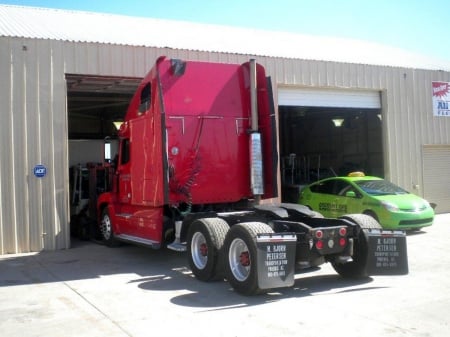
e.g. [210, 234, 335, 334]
[96, 56, 408, 295]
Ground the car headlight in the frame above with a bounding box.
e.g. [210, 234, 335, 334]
[381, 201, 399, 212]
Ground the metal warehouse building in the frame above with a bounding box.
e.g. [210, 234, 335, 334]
[1, 5, 450, 254]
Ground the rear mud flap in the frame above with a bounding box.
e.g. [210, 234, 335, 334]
[366, 229, 409, 275]
[256, 233, 297, 290]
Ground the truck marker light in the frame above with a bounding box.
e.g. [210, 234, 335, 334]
[339, 227, 347, 236]
[328, 239, 335, 249]
[316, 240, 324, 250]
[315, 230, 323, 239]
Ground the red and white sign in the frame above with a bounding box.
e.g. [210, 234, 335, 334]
[432, 81, 450, 116]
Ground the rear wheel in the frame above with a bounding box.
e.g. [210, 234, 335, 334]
[187, 218, 229, 281]
[223, 222, 274, 295]
[332, 214, 382, 278]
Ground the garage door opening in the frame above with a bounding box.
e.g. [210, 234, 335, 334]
[279, 106, 383, 202]
[66, 74, 141, 237]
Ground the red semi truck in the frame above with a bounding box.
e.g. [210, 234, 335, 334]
[96, 56, 408, 295]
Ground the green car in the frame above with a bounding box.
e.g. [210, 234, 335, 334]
[299, 173, 434, 230]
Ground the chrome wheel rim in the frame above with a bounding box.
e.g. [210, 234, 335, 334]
[228, 238, 250, 281]
[191, 232, 208, 270]
[101, 214, 112, 240]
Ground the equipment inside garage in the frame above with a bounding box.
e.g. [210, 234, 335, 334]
[278, 106, 383, 202]
[66, 74, 141, 237]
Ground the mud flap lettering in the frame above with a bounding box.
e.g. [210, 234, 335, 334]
[367, 230, 409, 275]
[256, 233, 296, 289]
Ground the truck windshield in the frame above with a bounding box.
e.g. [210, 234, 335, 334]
[355, 179, 409, 196]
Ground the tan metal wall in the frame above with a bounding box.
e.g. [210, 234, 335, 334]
[263, 58, 450, 204]
[0, 37, 251, 254]
[422, 145, 450, 213]
[1, 36, 450, 253]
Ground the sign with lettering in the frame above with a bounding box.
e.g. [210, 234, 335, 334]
[432, 81, 450, 116]
[366, 230, 408, 275]
[33, 164, 47, 178]
[256, 234, 296, 289]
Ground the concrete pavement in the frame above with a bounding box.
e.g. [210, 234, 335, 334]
[1, 214, 450, 337]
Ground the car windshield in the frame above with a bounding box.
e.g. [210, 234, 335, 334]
[354, 179, 409, 196]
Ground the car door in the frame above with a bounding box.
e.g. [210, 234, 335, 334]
[309, 179, 338, 217]
[333, 180, 363, 216]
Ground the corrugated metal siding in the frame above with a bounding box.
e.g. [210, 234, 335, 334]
[0, 38, 72, 253]
[382, 67, 450, 194]
[0, 37, 255, 254]
[422, 145, 450, 214]
[1, 36, 450, 253]
[2, 5, 450, 71]
[269, 58, 450, 194]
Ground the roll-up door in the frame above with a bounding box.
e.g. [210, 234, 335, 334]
[278, 87, 381, 108]
[423, 145, 450, 214]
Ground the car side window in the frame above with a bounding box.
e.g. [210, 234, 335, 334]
[310, 180, 335, 195]
[336, 181, 360, 198]
[335, 180, 351, 196]
[138, 82, 151, 114]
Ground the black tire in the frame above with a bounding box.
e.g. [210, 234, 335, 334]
[100, 208, 120, 247]
[223, 222, 274, 295]
[332, 214, 382, 278]
[187, 218, 229, 282]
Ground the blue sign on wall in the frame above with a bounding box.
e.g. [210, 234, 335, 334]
[33, 164, 47, 178]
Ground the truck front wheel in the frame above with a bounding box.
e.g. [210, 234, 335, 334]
[332, 214, 382, 278]
[223, 222, 274, 295]
[187, 218, 229, 282]
[100, 208, 120, 247]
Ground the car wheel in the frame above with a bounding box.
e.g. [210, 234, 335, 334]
[363, 210, 379, 223]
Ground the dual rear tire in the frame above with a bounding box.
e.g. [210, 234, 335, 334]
[188, 214, 380, 293]
[187, 218, 229, 281]
[187, 219, 273, 295]
[223, 222, 274, 295]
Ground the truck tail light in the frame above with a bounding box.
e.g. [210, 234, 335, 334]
[339, 238, 347, 247]
[339, 227, 347, 236]
[316, 240, 324, 250]
[315, 230, 323, 239]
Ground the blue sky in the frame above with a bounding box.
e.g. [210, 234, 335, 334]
[2, 0, 450, 61]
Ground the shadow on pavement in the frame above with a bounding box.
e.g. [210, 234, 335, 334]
[0, 237, 382, 309]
